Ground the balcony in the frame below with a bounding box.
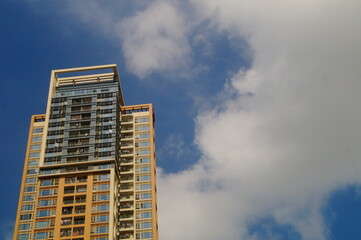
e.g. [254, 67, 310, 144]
[121, 134, 133, 140]
[119, 195, 134, 202]
[121, 142, 134, 148]
[119, 214, 134, 220]
[68, 139, 90, 146]
[119, 222, 134, 230]
[120, 150, 134, 156]
[119, 203, 133, 210]
[119, 233, 134, 239]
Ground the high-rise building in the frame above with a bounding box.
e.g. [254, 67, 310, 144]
[13, 65, 158, 240]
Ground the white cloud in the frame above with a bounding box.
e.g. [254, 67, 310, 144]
[116, 1, 191, 78]
[157, 0, 361, 240]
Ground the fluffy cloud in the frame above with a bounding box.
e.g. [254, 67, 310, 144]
[157, 0, 361, 240]
[116, 1, 191, 78]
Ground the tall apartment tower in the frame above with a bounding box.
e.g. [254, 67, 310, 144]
[13, 65, 158, 240]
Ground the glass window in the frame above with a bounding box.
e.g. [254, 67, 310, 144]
[27, 169, 38, 175]
[40, 179, 59, 186]
[139, 212, 152, 219]
[93, 204, 109, 212]
[37, 210, 54, 217]
[139, 142, 150, 147]
[94, 184, 110, 191]
[138, 175, 151, 181]
[39, 189, 57, 196]
[96, 174, 110, 181]
[30, 144, 41, 150]
[33, 128, 43, 133]
[138, 117, 149, 123]
[17, 233, 30, 240]
[19, 223, 31, 230]
[139, 193, 151, 200]
[23, 195, 35, 202]
[138, 184, 151, 190]
[94, 226, 108, 234]
[137, 125, 150, 131]
[138, 232, 152, 239]
[139, 134, 150, 139]
[20, 214, 32, 220]
[139, 150, 150, 156]
[93, 194, 110, 201]
[21, 204, 33, 211]
[98, 215, 109, 222]
[32, 136, 42, 142]
[28, 160, 38, 166]
[139, 166, 150, 173]
[25, 177, 36, 184]
[35, 220, 50, 228]
[137, 202, 152, 209]
[24, 186, 36, 193]
[29, 152, 40, 158]
[38, 199, 56, 207]
[138, 158, 150, 164]
[33, 232, 48, 239]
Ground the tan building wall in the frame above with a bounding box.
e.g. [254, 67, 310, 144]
[13, 65, 158, 240]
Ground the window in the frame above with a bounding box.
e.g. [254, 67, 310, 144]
[28, 160, 39, 166]
[139, 142, 150, 147]
[136, 202, 152, 209]
[32, 136, 42, 142]
[137, 117, 149, 123]
[76, 185, 87, 193]
[139, 166, 151, 173]
[136, 222, 152, 229]
[38, 199, 57, 207]
[138, 150, 150, 156]
[138, 158, 150, 164]
[31, 144, 41, 150]
[94, 174, 110, 181]
[24, 186, 36, 193]
[29, 152, 40, 158]
[92, 215, 109, 223]
[137, 125, 150, 131]
[137, 184, 151, 190]
[35, 220, 52, 228]
[137, 193, 151, 200]
[23, 195, 35, 202]
[37, 209, 55, 217]
[138, 134, 150, 139]
[64, 186, 75, 194]
[138, 175, 151, 181]
[17, 233, 30, 240]
[39, 189, 57, 196]
[19, 223, 31, 230]
[92, 204, 109, 212]
[93, 184, 110, 191]
[20, 213, 32, 220]
[27, 169, 38, 175]
[34, 231, 50, 239]
[40, 178, 58, 186]
[91, 226, 108, 234]
[137, 212, 152, 219]
[33, 128, 43, 133]
[136, 232, 153, 239]
[21, 204, 33, 211]
[25, 177, 36, 184]
[93, 194, 110, 201]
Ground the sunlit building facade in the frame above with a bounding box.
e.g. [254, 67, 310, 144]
[13, 65, 158, 240]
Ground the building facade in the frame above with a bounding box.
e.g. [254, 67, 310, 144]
[13, 65, 158, 240]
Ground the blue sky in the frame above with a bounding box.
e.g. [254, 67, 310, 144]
[1, 0, 361, 239]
